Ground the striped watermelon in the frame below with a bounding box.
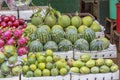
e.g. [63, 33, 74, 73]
[52, 25, 63, 30]
[100, 37, 110, 49]
[44, 41, 58, 51]
[36, 27, 51, 44]
[38, 25, 51, 33]
[65, 29, 78, 43]
[74, 38, 89, 51]
[29, 40, 43, 52]
[51, 28, 65, 43]
[82, 28, 95, 43]
[58, 39, 73, 51]
[65, 26, 77, 31]
[90, 39, 104, 51]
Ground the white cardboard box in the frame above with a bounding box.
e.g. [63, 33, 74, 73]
[54, 51, 73, 59]
[18, 50, 73, 61]
[71, 70, 119, 80]
[21, 74, 70, 80]
[0, 76, 19, 80]
[74, 44, 117, 59]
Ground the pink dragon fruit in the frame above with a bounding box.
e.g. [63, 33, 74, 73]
[0, 29, 2, 37]
[17, 37, 28, 46]
[13, 29, 23, 38]
[17, 46, 28, 56]
[0, 39, 4, 48]
[6, 38, 15, 45]
[2, 30, 12, 40]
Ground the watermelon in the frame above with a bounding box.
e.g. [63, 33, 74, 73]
[100, 37, 110, 49]
[90, 39, 105, 51]
[65, 26, 77, 31]
[44, 41, 58, 51]
[52, 25, 63, 30]
[51, 28, 65, 43]
[29, 40, 43, 52]
[58, 39, 73, 51]
[74, 39, 89, 51]
[36, 27, 51, 44]
[65, 29, 78, 43]
[38, 25, 51, 33]
[82, 28, 95, 43]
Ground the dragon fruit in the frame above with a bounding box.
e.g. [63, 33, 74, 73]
[17, 37, 28, 46]
[2, 30, 12, 40]
[17, 46, 28, 56]
[0, 29, 2, 37]
[13, 29, 23, 38]
[0, 39, 4, 48]
[6, 38, 15, 45]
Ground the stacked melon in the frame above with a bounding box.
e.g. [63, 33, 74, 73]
[70, 54, 118, 74]
[22, 50, 70, 77]
[0, 45, 22, 78]
[26, 7, 109, 52]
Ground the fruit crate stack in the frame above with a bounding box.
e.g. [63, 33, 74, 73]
[0, 6, 119, 80]
[29, 8, 116, 59]
[22, 7, 119, 80]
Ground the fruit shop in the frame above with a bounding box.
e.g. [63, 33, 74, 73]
[0, 0, 119, 80]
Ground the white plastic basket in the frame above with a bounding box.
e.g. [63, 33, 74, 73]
[0, 76, 19, 80]
[74, 44, 117, 59]
[21, 74, 70, 80]
[71, 70, 119, 80]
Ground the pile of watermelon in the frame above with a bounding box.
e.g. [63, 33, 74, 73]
[25, 7, 109, 52]
[0, 6, 117, 79]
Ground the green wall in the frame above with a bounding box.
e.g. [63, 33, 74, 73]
[32, 0, 80, 13]
[2, 0, 110, 25]
[98, 0, 109, 25]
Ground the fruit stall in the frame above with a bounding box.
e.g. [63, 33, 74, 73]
[0, 0, 119, 80]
